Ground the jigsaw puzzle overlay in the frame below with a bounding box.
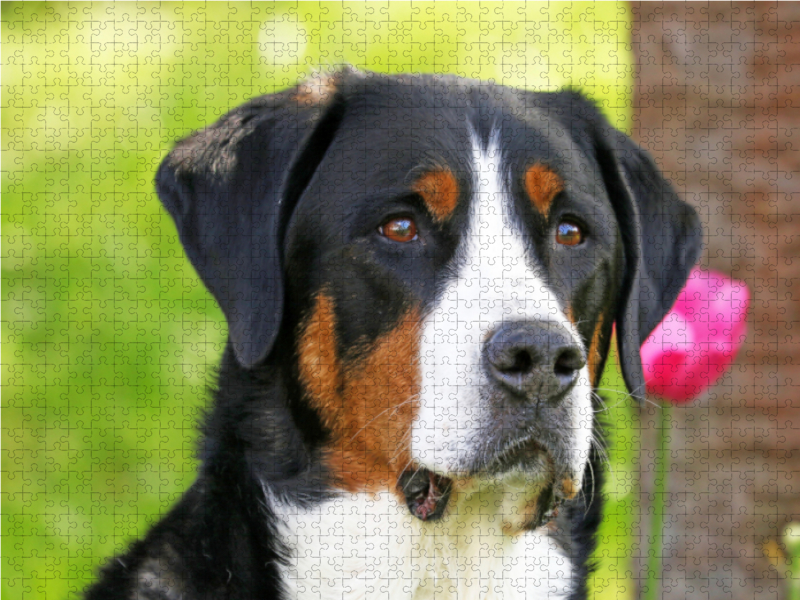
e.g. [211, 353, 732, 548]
[3, 3, 796, 599]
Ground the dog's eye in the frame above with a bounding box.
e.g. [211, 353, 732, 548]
[379, 217, 418, 243]
[556, 220, 584, 246]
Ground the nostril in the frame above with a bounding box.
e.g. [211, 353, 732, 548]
[554, 348, 585, 378]
[502, 350, 534, 375]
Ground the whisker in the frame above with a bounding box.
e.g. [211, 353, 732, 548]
[347, 397, 417, 443]
[390, 430, 414, 465]
[582, 457, 597, 518]
[592, 386, 661, 411]
[591, 380, 660, 409]
[590, 431, 610, 466]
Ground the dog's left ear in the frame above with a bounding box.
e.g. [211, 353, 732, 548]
[155, 75, 349, 367]
[593, 115, 703, 401]
[554, 94, 703, 401]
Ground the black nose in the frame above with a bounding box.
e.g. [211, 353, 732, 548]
[484, 321, 586, 401]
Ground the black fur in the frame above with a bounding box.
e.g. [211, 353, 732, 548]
[524, 91, 703, 399]
[85, 70, 702, 600]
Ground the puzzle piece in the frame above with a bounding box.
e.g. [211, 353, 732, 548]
[3, 3, 798, 600]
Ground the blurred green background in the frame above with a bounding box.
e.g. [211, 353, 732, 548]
[3, 2, 638, 598]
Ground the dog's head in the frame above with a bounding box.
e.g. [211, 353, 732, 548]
[156, 69, 701, 527]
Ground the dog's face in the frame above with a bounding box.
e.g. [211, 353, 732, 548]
[157, 70, 702, 528]
[285, 112, 614, 522]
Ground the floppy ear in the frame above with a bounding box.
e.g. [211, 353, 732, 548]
[156, 76, 348, 367]
[539, 92, 703, 400]
[593, 118, 704, 401]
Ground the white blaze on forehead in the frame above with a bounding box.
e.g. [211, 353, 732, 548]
[412, 130, 592, 479]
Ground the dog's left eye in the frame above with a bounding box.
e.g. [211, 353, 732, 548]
[555, 220, 584, 246]
[379, 217, 418, 243]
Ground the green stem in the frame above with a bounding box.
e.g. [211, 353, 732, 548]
[644, 403, 670, 600]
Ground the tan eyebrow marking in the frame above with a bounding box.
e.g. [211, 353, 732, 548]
[524, 164, 564, 218]
[412, 169, 459, 222]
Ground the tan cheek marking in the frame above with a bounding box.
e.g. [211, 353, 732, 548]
[297, 292, 342, 431]
[330, 311, 421, 493]
[564, 305, 574, 327]
[565, 304, 604, 387]
[525, 164, 563, 218]
[587, 315, 605, 387]
[298, 292, 421, 493]
[561, 476, 578, 501]
[412, 169, 459, 222]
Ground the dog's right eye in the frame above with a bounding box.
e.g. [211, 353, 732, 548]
[379, 217, 418, 243]
[555, 220, 584, 246]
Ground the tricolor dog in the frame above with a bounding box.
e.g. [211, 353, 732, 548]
[86, 69, 702, 600]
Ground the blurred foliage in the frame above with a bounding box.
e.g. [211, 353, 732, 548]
[3, 2, 634, 598]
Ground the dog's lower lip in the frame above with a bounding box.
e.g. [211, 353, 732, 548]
[397, 469, 453, 521]
[480, 437, 548, 475]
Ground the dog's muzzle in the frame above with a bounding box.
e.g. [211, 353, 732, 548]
[399, 321, 588, 524]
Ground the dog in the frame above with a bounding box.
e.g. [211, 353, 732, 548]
[85, 68, 702, 600]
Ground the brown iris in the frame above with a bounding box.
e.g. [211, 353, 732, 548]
[556, 220, 583, 246]
[380, 217, 418, 243]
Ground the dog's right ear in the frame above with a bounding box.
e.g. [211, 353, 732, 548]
[156, 74, 349, 368]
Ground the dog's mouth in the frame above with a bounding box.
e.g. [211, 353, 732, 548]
[397, 468, 453, 521]
[397, 440, 578, 526]
[396, 466, 567, 528]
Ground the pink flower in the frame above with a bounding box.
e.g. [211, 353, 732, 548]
[640, 268, 749, 403]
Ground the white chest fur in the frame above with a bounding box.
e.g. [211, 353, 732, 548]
[271, 482, 574, 600]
